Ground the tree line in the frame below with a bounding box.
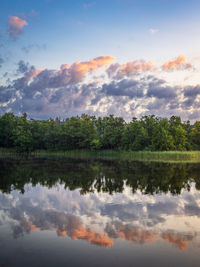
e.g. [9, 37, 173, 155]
[0, 112, 200, 152]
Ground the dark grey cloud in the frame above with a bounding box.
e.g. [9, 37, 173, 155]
[168, 100, 180, 109]
[19, 97, 45, 113]
[49, 88, 64, 103]
[17, 60, 31, 74]
[103, 76, 178, 101]
[102, 79, 144, 98]
[73, 83, 97, 108]
[0, 56, 4, 68]
[184, 85, 200, 98]
[0, 85, 15, 104]
[13, 75, 30, 92]
[147, 201, 177, 217]
[101, 198, 179, 227]
[101, 202, 141, 221]
[146, 99, 165, 111]
[182, 98, 195, 109]
[146, 75, 166, 86]
[147, 84, 177, 99]
[181, 85, 200, 109]
[184, 204, 200, 216]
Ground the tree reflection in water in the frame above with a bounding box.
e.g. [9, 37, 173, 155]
[0, 158, 200, 195]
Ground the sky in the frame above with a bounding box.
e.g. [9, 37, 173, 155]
[1, 0, 200, 121]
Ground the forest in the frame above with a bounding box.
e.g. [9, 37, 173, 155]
[0, 112, 200, 153]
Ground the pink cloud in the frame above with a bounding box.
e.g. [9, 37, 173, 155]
[61, 56, 115, 83]
[24, 68, 44, 79]
[107, 60, 155, 79]
[162, 55, 192, 70]
[8, 16, 28, 40]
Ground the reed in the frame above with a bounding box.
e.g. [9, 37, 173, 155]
[1, 148, 200, 162]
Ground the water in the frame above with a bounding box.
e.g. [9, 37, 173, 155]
[0, 158, 200, 267]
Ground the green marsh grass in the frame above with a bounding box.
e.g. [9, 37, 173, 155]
[1, 148, 200, 163]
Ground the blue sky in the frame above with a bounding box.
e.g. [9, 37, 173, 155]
[1, 0, 200, 120]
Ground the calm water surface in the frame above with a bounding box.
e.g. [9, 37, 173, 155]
[0, 158, 200, 267]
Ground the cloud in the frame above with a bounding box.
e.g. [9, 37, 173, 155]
[147, 85, 177, 99]
[184, 85, 200, 98]
[107, 60, 155, 79]
[0, 56, 114, 117]
[24, 67, 44, 79]
[21, 56, 114, 90]
[162, 232, 193, 250]
[9, 202, 114, 247]
[105, 222, 195, 250]
[118, 60, 154, 74]
[65, 56, 115, 83]
[112, 222, 157, 245]
[182, 85, 200, 108]
[106, 63, 120, 78]
[162, 55, 192, 70]
[0, 68, 193, 120]
[149, 28, 158, 34]
[146, 76, 178, 100]
[0, 56, 4, 68]
[0, 85, 15, 104]
[17, 60, 30, 74]
[8, 16, 28, 40]
[102, 79, 144, 98]
[83, 2, 96, 9]
[1, 55, 200, 121]
[106, 55, 194, 80]
[102, 76, 177, 101]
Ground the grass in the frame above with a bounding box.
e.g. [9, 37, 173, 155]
[1, 148, 200, 162]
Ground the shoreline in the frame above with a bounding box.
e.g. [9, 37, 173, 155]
[1, 149, 200, 163]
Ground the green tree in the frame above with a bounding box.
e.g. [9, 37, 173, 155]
[44, 118, 62, 150]
[0, 113, 16, 147]
[191, 121, 200, 149]
[169, 116, 187, 150]
[140, 115, 158, 150]
[14, 113, 34, 153]
[60, 114, 96, 150]
[151, 118, 174, 151]
[95, 115, 125, 149]
[122, 118, 147, 151]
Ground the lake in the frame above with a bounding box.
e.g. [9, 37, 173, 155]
[0, 157, 200, 267]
